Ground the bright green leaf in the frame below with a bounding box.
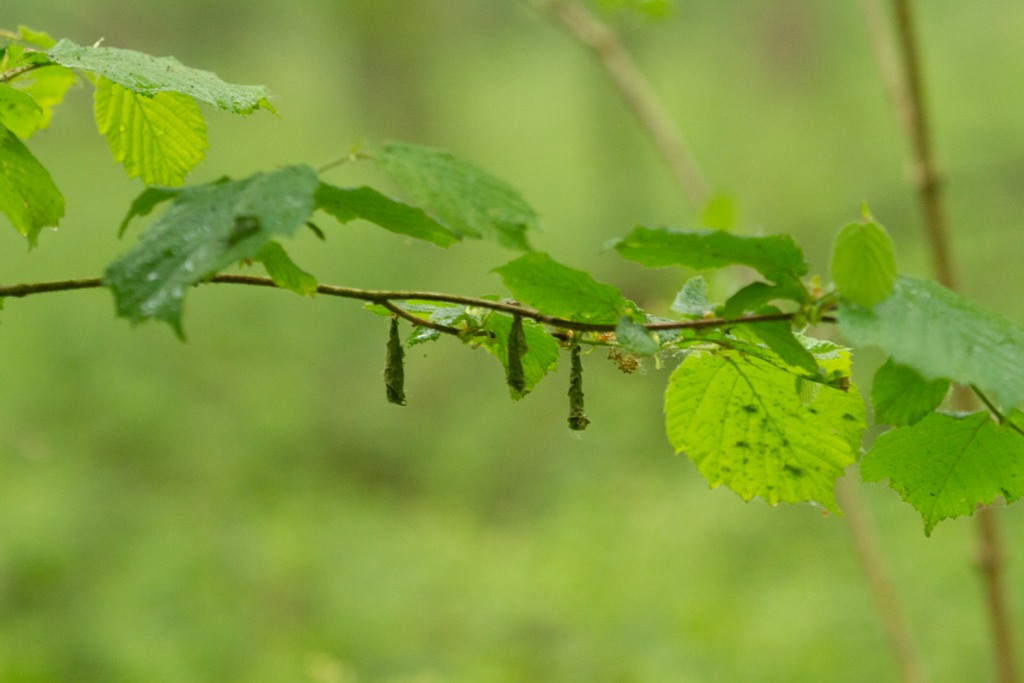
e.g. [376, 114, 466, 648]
[481, 313, 560, 399]
[831, 220, 897, 307]
[94, 78, 207, 186]
[0, 124, 63, 244]
[616, 317, 658, 356]
[0, 84, 43, 138]
[861, 412, 1024, 534]
[104, 165, 319, 336]
[839, 275, 1024, 411]
[15, 26, 57, 49]
[314, 183, 458, 247]
[871, 359, 949, 426]
[700, 193, 735, 231]
[4, 65, 76, 135]
[615, 226, 809, 301]
[47, 39, 275, 114]
[373, 142, 537, 250]
[664, 347, 864, 512]
[494, 252, 630, 324]
[254, 241, 317, 297]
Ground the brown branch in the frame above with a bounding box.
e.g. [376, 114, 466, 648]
[528, 0, 711, 208]
[870, 1, 1019, 680]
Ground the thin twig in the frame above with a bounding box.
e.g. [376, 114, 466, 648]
[0, 273, 817, 336]
[837, 477, 931, 683]
[528, 0, 711, 208]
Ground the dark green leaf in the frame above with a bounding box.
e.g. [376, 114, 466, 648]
[720, 282, 788, 318]
[47, 39, 275, 114]
[871, 359, 949, 426]
[839, 275, 1024, 411]
[861, 411, 1024, 535]
[506, 315, 528, 396]
[254, 241, 317, 297]
[743, 314, 819, 375]
[104, 165, 319, 336]
[314, 183, 458, 247]
[373, 142, 537, 250]
[119, 186, 182, 236]
[494, 252, 630, 324]
[615, 226, 809, 301]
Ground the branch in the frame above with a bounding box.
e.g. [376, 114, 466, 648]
[872, 1, 1019, 680]
[527, 0, 711, 208]
[0, 273, 824, 335]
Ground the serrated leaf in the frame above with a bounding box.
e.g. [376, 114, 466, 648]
[94, 78, 207, 186]
[664, 348, 864, 512]
[671, 275, 709, 316]
[494, 252, 630, 324]
[616, 317, 658, 356]
[254, 241, 317, 297]
[831, 220, 897, 307]
[615, 226, 809, 301]
[871, 359, 949, 426]
[104, 165, 318, 336]
[839, 275, 1024, 411]
[0, 124, 63, 244]
[47, 39, 274, 114]
[481, 313, 560, 399]
[373, 142, 537, 250]
[861, 412, 1024, 534]
[314, 183, 458, 246]
[2, 63, 76, 136]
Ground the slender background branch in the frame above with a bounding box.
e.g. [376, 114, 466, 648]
[869, 1, 1020, 680]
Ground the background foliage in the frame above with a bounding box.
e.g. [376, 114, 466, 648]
[2, 1, 1024, 681]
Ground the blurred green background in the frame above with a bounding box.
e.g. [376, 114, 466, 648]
[2, 1, 1024, 681]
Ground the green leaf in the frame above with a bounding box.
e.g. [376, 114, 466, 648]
[3, 65, 76, 136]
[12, 26, 57, 49]
[0, 84, 43, 138]
[839, 275, 1024, 411]
[0, 124, 63, 244]
[373, 142, 537, 250]
[861, 412, 1024, 535]
[871, 359, 949, 427]
[699, 193, 736, 231]
[664, 347, 864, 512]
[616, 317, 659, 356]
[47, 39, 275, 114]
[93, 78, 207, 186]
[494, 252, 630, 324]
[254, 241, 317, 297]
[314, 183, 458, 247]
[104, 165, 319, 336]
[506, 315, 529, 396]
[119, 186, 182, 236]
[720, 281, 786, 318]
[742, 314, 819, 375]
[481, 313, 560, 399]
[831, 219, 897, 307]
[671, 275, 709, 316]
[615, 226, 809, 301]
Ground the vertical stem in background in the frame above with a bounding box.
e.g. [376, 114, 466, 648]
[528, 0, 712, 208]
[875, 0, 1020, 680]
[534, 1, 925, 680]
